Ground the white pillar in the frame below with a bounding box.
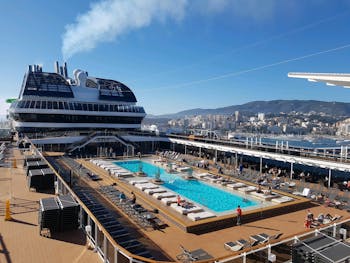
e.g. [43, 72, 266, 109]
[328, 169, 332, 188]
[235, 152, 238, 168]
[290, 162, 294, 180]
[103, 235, 107, 262]
[184, 144, 187, 155]
[215, 149, 218, 160]
[199, 147, 201, 157]
[345, 146, 348, 161]
[260, 157, 263, 174]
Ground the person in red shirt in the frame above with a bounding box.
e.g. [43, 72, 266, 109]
[236, 205, 242, 225]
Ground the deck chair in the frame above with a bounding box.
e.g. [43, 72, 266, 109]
[224, 241, 244, 251]
[176, 245, 197, 262]
[250, 233, 268, 244]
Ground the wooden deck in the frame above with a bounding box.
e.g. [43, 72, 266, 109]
[75, 157, 350, 262]
[0, 148, 100, 263]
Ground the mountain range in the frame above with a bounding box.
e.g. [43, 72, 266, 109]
[148, 100, 350, 118]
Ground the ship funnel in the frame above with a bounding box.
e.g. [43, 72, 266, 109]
[54, 61, 60, 74]
[63, 62, 68, 78]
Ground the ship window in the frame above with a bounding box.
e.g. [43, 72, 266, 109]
[24, 101, 30, 108]
[74, 103, 82, 110]
[63, 102, 68, 110]
[68, 102, 74, 110]
[42, 101, 47, 109]
[53, 101, 58, 109]
[47, 101, 52, 109]
[18, 101, 25, 108]
[88, 104, 93, 111]
[35, 101, 41, 109]
[29, 101, 35, 108]
[93, 104, 98, 111]
[58, 102, 64, 110]
[82, 103, 87, 111]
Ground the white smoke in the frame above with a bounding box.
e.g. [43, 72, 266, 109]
[62, 0, 188, 59]
[62, 0, 285, 59]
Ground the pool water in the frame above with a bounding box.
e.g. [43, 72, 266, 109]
[115, 160, 258, 212]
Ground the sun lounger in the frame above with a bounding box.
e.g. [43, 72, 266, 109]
[197, 173, 212, 179]
[134, 183, 158, 191]
[153, 192, 176, 200]
[170, 203, 203, 215]
[250, 191, 280, 201]
[237, 186, 257, 193]
[129, 180, 149, 185]
[250, 233, 269, 244]
[187, 211, 216, 221]
[226, 182, 246, 189]
[144, 188, 167, 195]
[292, 187, 311, 197]
[271, 196, 294, 204]
[224, 241, 244, 251]
[260, 233, 283, 241]
[113, 171, 133, 178]
[224, 238, 258, 251]
[176, 166, 191, 172]
[160, 197, 178, 205]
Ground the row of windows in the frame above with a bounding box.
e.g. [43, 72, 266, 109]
[11, 113, 143, 124]
[15, 100, 145, 113]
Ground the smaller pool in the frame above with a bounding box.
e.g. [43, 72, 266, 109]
[115, 160, 259, 213]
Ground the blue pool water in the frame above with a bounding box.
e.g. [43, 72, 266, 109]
[115, 160, 258, 212]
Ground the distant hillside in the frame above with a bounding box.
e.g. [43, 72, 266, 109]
[151, 100, 350, 118]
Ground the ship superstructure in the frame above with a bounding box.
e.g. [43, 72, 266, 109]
[9, 62, 146, 133]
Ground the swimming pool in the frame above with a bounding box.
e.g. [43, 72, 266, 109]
[115, 160, 259, 213]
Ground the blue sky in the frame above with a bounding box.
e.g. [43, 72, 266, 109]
[1, 0, 350, 115]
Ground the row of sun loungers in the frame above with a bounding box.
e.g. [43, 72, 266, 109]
[224, 232, 283, 251]
[129, 180, 216, 221]
[195, 173, 294, 203]
[90, 159, 133, 178]
[159, 151, 183, 161]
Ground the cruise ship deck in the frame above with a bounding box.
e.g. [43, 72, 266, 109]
[2, 144, 350, 262]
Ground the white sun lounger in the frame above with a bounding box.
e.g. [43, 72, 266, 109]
[271, 196, 294, 204]
[170, 203, 203, 215]
[144, 188, 167, 195]
[129, 180, 149, 185]
[197, 173, 212, 179]
[237, 186, 257, 193]
[135, 183, 159, 191]
[176, 166, 191, 172]
[187, 211, 216, 221]
[250, 191, 280, 201]
[153, 192, 176, 200]
[112, 171, 133, 178]
[292, 188, 311, 197]
[226, 182, 246, 189]
[160, 197, 178, 205]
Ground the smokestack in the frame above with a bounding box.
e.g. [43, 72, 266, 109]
[54, 61, 59, 74]
[59, 66, 64, 76]
[63, 62, 68, 78]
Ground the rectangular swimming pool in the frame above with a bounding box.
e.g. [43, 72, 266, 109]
[115, 160, 259, 213]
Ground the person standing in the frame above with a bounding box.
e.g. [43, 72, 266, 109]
[236, 205, 242, 225]
[131, 192, 136, 204]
